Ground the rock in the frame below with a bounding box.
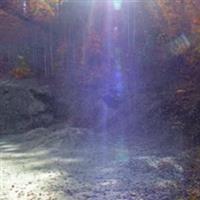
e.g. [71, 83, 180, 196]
[0, 79, 54, 134]
[128, 157, 157, 173]
[127, 156, 184, 179]
[53, 99, 69, 119]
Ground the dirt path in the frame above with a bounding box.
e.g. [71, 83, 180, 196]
[0, 125, 192, 200]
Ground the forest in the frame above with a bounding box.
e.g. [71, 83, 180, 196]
[0, 0, 200, 199]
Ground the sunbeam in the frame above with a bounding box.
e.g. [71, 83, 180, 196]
[112, 0, 123, 10]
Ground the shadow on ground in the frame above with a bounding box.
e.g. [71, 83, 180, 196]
[0, 125, 197, 200]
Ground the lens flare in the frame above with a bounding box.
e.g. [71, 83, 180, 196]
[112, 0, 123, 10]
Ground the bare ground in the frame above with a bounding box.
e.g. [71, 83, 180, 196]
[0, 124, 198, 200]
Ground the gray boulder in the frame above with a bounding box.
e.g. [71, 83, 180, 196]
[0, 79, 54, 134]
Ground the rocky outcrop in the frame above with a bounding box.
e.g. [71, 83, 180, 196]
[0, 79, 54, 134]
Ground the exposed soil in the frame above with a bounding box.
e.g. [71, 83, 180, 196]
[1, 124, 199, 200]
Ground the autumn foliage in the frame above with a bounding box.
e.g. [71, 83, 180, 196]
[0, 0, 199, 83]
